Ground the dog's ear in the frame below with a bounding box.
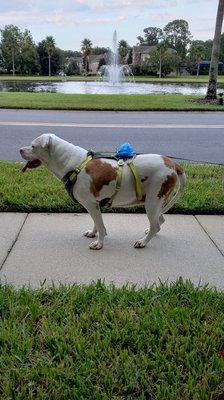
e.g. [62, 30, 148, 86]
[39, 134, 51, 148]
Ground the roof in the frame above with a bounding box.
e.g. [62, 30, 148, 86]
[133, 45, 177, 55]
[133, 45, 154, 54]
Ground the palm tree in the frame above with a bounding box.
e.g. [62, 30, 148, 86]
[81, 38, 92, 73]
[118, 40, 129, 64]
[206, 0, 224, 99]
[43, 36, 56, 77]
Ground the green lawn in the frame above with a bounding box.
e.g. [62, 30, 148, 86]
[0, 279, 224, 399]
[0, 92, 223, 111]
[0, 162, 223, 214]
[1, 74, 224, 84]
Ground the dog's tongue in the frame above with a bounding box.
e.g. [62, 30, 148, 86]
[22, 159, 42, 172]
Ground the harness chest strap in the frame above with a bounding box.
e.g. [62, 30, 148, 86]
[68, 155, 93, 182]
[62, 155, 93, 202]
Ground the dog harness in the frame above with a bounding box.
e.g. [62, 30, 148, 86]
[62, 151, 142, 207]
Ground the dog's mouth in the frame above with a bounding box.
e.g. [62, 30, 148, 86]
[22, 159, 42, 172]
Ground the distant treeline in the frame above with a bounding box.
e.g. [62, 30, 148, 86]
[0, 21, 222, 76]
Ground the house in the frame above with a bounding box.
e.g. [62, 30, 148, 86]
[74, 53, 108, 75]
[132, 45, 177, 66]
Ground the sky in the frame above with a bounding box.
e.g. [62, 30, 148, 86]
[0, 0, 220, 51]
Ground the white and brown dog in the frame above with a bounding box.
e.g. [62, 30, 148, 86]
[20, 133, 186, 250]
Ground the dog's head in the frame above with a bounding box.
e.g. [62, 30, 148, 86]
[20, 133, 54, 172]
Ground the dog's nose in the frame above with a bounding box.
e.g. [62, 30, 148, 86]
[20, 148, 24, 155]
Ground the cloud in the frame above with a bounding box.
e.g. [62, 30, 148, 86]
[0, 9, 127, 28]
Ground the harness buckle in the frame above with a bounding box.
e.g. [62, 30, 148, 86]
[118, 159, 125, 166]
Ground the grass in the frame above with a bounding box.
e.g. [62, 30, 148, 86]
[0, 279, 224, 399]
[0, 92, 223, 111]
[0, 162, 223, 214]
[1, 74, 224, 84]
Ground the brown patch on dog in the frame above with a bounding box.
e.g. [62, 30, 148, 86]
[174, 163, 184, 175]
[85, 159, 117, 197]
[158, 173, 177, 199]
[162, 156, 183, 175]
[141, 176, 148, 183]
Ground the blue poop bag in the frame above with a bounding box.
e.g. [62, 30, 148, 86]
[115, 142, 136, 159]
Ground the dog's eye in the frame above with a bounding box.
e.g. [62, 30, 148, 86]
[31, 145, 35, 149]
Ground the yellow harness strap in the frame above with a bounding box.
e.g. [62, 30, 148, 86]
[127, 161, 143, 201]
[69, 155, 93, 183]
[109, 159, 143, 206]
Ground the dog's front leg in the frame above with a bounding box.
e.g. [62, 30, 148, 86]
[83, 202, 107, 250]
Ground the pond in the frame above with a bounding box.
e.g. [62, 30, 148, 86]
[0, 80, 222, 95]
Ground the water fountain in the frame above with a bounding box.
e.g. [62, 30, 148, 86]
[98, 30, 135, 85]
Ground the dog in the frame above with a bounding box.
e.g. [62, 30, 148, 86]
[20, 133, 186, 250]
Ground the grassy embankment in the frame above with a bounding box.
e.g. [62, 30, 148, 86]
[0, 162, 223, 214]
[0, 92, 223, 111]
[0, 279, 224, 399]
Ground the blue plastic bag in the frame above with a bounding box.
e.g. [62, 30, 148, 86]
[115, 142, 135, 159]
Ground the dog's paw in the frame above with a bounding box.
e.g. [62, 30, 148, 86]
[83, 230, 96, 238]
[133, 240, 146, 249]
[89, 241, 103, 250]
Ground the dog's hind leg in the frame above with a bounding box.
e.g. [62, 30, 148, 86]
[83, 223, 97, 238]
[82, 202, 107, 250]
[134, 197, 163, 248]
[145, 213, 165, 235]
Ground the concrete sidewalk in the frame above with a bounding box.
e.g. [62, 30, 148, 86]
[0, 213, 223, 289]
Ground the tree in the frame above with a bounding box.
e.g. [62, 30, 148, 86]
[81, 38, 92, 73]
[218, 33, 224, 66]
[91, 46, 108, 55]
[163, 19, 192, 60]
[137, 27, 163, 46]
[0, 25, 22, 75]
[204, 39, 213, 59]
[146, 46, 180, 77]
[65, 58, 80, 75]
[126, 48, 133, 65]
[43, 36, 56, 77]
[156, 41, 168, 78]
[81, 38, 92, 56]
[118, 40, 130, 64]
[206, 0, 224, 99]
[19, 30, 40, 75]
[37, 40, 62, 76]
[98, 57, 106, 70]
[188, 40, 206, 77]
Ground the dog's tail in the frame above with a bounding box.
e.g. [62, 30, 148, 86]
[162, 165, 186, 214]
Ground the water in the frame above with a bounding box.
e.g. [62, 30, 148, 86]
[0, 80, 222, 95]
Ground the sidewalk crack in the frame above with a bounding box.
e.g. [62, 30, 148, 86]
[194, 215, 224, 257]
[0, 213, 29, 272]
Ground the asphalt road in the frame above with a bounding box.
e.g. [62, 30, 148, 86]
[0, 109, 223, 164]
